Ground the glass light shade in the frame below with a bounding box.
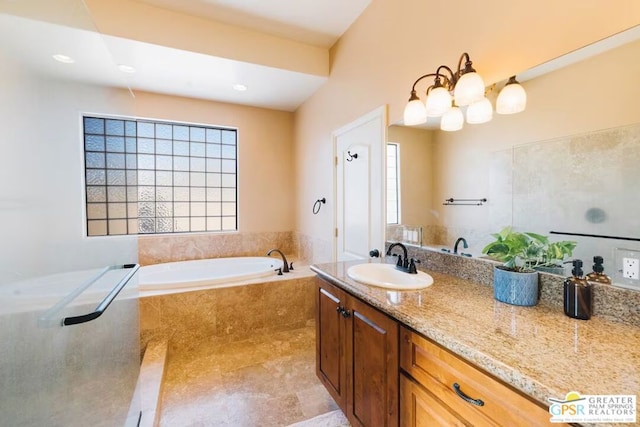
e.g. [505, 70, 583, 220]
[403, 98, 427, 125]
[466, 97, 493, 124]
[496, 82, 527, 114]
[454, 72, 485, 106]
[440, 107, 464, 131]
[425, 86, 452, 117]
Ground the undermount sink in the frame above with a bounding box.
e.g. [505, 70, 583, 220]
[347, 263, 434, 290]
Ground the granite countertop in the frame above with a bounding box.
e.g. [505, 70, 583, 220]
[311, 260, 640, 427]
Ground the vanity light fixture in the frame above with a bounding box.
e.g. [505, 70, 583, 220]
[496, 75, 527, 114]
[403, 52, 527, 131]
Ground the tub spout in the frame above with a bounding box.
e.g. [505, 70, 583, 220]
[454, 237, 468, 254]
[267, 249, 290, 273]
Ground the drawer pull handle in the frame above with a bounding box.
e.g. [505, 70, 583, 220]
[453, 383, 484, 407]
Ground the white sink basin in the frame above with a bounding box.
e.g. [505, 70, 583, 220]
[347, 263, 434, 290]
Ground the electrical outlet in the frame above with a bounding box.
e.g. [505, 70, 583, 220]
[622, 257, 639, 279]
[614, 248, 640, 290]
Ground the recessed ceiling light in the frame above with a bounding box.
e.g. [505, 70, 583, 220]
[118, 64, 136, 74]
[52, 54, 75, 64]
[233, 84, 248, 92]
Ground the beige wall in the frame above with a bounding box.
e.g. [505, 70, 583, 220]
[132, 91, 295, 233]
[293, 0, 640, 255]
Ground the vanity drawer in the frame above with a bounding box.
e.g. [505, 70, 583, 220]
[400, 326, 561, 427]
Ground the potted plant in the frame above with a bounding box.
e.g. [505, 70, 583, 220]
[482, 227, 576, 306]
[523, 233, 577, 275]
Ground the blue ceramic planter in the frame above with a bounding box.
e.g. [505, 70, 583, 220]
[493, 266, 539, 306]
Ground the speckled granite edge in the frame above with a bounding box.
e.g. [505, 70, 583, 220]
[389, 243, 640, 327]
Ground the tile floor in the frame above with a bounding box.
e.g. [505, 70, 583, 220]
[159, 324, 343, 426]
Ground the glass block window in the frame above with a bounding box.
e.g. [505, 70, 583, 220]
[386, 143, 400, 224]
[84, 116, 237, 236]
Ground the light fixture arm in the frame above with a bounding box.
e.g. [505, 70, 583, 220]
[409, 64, 457, 94]
[456, 52, 476, 76]
[504, 75, 519, 86]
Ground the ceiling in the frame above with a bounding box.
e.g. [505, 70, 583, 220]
[0, 0, 372, 111]
[139, 0, 371, 48]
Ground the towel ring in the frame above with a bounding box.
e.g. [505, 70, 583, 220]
[313, 198, 326, 215]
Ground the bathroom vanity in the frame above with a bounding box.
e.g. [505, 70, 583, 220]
[316, 278, 399, 426]
[312, 260, 640, 427]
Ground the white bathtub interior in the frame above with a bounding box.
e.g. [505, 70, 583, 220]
[139, 256, 284, 291]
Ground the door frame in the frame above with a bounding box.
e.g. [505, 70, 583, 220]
[332, 105, 388, 261]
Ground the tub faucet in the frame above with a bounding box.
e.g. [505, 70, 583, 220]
[454, 237, 468, 254]
[267, 249, 290, 273]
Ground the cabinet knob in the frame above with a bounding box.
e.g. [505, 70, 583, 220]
[336, 306, 351, 318]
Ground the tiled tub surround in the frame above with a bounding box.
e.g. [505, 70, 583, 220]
[139, 267, 317, 353]
[138, 231, 295, 266]
[312, 258, 640, 427]
[139, 230, 332, 267]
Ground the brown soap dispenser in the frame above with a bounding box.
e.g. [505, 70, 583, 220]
[585, 256, 612, 285]
[564, 259, 592, 320]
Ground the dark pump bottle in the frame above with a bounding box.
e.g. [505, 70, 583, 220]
[564, 259, 592, 320]
[585, 256, 612, 285]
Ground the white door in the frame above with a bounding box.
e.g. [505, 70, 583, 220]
[334, 106, 387, 261]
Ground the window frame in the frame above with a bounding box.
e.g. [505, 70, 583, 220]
[386, 142, 401, 225]
[82, 114, 239, 237]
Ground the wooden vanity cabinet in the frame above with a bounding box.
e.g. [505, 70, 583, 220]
[400, 373, 467, 427]
[400, 326, 567, 427]
[316, 278, 399, 427]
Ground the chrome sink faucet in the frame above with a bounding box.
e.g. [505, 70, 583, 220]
[386, 242, 419, 274]
[454, 237, 468, 255]
[266, 249, 291, 273]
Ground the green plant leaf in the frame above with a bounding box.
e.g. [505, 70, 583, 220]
[484, 228, 578, 270]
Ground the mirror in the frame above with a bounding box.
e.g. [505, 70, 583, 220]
[387, 25, 640, 281]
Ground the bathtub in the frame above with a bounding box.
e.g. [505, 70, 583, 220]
[138, 257, 284, 291]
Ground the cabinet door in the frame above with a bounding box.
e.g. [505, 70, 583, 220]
[346, 296, 399, 427]
[400, 374, 468, 427]
[316, 279, 347, 409]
